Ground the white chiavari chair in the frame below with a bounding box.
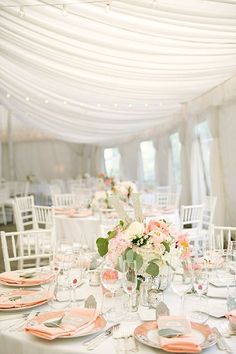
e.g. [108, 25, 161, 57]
[155, 192, 180, 209]
[1, 229, 55, 271]
[33, 205, 55, 229]
[200, 196, 217, 248]
[14, 195, 37, 231]
[52, 193, 78, 208]
[180, 204, 204, 249]
[209, 225, 236, 251]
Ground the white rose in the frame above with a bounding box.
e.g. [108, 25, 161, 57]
[125, 221, 144, 239]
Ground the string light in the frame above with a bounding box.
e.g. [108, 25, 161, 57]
[6, 93, 11, 98]
[25, 97, 30, 101]
[18, 6, 25, 17]
[128, 103, 132, 108]
[61, 4, 68, 16]
[106, 0, 111, 13]
[97, 103, 101, 107]
[63, 100, 67, 105]
[44, 99, 49, 104]
[144, 103, 148, 107]
[152, 0, 158, 8]
[114, 103, 118, 107]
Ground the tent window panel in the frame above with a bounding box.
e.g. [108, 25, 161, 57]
[104, 148, 120, 177]
[140, 140, 155, 184]
[196, 121, 212, 195]
[169, 132, 181, 186]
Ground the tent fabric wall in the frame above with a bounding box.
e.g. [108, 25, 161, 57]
[1, 140, 104, 181]
[219, 101, 236, 227]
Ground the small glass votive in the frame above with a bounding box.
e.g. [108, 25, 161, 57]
[124, 291, 140, 313]
[88, 270, 101, 287]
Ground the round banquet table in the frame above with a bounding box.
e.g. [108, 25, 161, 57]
[55, 215, 101, 251]
[0, 279, 235, 354]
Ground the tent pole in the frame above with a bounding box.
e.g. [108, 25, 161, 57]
[7, 111, 14, 181]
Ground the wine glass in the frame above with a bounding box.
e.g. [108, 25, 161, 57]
[171, 259, 193, 314]
[191, 268, 209, 323]
[69, 268, 83, 307]
[122, 260, 138, 313]
[100, 261, 122, 321]
[100, 262, 122, 294]
[48, 274, 71, 310]
[228, 241, 236, 275]
[216, 250, 235, 296]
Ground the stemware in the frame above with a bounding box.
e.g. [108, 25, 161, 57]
[48, 274, 71, 310]
[122, 260, 138, 313]
[100, 261, 123, 321]
[216, 249, 235, 295]
[191, 267, 209, 323]
[171, 259, 193, 314]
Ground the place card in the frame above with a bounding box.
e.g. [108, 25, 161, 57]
[131, 193, 144, 222]
[108, 195, 130, 223]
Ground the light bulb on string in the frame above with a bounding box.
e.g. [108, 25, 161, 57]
[18, 6, 25, 17]
[106, 0, 111, 13]
[152, 0, 157, 8]
[25, 97, 30, 102]
[6, 93, 11, 98]
[61, 4, 68, 17]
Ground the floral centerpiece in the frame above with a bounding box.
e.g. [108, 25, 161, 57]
[90, 190, 113, 210]
[98, 173, 116, 190]
[114, 181, 137, 203]
[96, 219, 190, 278]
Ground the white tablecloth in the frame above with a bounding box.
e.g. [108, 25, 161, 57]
[0, 280, 235, 354]
[55, 215, 101, 251]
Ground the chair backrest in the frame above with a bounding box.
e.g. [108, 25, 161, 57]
[209, 225, 236, 251]
[202, 196, 217, 230]
[52, 193, 78, 208]
[1, 229, 55, 271]
[33, 205, 55, 229]
[14, 195, 36, 231]
[180, 204, 204, 230]
[155, 192, 180, 209]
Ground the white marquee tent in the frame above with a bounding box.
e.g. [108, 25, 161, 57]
[1, 0, 236, 225]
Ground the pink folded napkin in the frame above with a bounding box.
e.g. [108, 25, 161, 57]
[68, 209, 92, 218]
[55, 208, 76, 216]
[157, 316, 201, 353]
[0, 289, 51, 309]
[25, 308, 99, 340]
[0, 270, 54, 285]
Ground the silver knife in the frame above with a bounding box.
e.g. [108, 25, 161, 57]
[213, 327, 233, 353]
[84, 323, 120, 350]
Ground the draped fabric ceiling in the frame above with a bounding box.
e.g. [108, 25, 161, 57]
[1, 0, 236, 145]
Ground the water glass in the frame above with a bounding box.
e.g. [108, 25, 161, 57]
[102, 291, 126, 322]
[48, 275, 71, 310]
